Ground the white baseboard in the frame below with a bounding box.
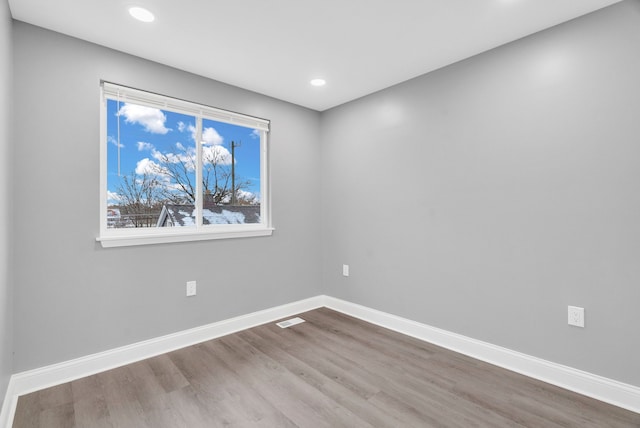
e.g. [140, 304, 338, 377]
[0, 378, 17, 428]
[323, 296, 640, 414]
[0, 295, 325, 427]
[1, 294, 638, 428]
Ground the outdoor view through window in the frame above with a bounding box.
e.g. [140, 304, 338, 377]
[106, 98, 263, 229]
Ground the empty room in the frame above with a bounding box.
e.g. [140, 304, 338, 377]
[1, 0, 640, 427]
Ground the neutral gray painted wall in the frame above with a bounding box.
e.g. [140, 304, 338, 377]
[12, 22, 322, 371]
[0, 0, 13, 408]
[321, 0, 640, 387]
[8, 0, 640, 391]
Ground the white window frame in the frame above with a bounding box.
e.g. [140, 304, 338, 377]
[97, 82, 273, 248]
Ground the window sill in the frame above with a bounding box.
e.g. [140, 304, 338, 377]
[97, 227, 274, 248]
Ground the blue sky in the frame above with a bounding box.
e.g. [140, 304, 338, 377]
[106, 100, 261, 204]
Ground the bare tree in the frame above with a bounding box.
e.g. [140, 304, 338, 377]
[150, 150, 197, 204]
[112, 144, 255, 228]
[203, 146, 252, 205]
[115, 171, 163, 227]
[151, 143, 252, 205]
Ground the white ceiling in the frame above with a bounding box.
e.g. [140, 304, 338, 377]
[8, 0, 622, 111]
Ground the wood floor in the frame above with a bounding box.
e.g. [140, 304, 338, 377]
[12, 308, 640, 428]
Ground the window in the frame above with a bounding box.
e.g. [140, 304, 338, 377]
[98, 82, 272, 247]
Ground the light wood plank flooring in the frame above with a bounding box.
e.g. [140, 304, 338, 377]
[12, 308, 640, 427]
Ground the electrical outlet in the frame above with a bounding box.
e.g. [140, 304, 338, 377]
[342, 264, 349, 277]
[568, 306, 584, 327]
[186, 281, 197, 297]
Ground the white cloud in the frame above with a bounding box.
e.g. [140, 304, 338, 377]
[177, 121, 187, 132]
[118, 103, 170, 134]
[183, 123, 224, 145]
[250, 129, 260, 139]
[137, 141, 154, 151]
[202, 127, 223, 145]
[107, 191, 121, 202]
[135, 158, 162, 175]
[187, 124, 197, 140]
[108, 136, 124, 148]
[203, 145, 232, 165]
[138, 142, 230, 176]
[151, 147, 197, 171]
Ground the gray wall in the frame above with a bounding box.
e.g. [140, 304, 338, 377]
[8, 0, 640, 391]
[0, 0, 13, 408]
[321, 1, 640, 387]
[12, 22, 322, 371]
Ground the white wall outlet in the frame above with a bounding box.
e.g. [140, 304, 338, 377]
[568, 306, 584, 327]
[342, 264, 349, 277]
[186, 281, 197, 297]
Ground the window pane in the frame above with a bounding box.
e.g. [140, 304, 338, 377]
[106, 99, 197, 228]
[201, 119, 262, 225]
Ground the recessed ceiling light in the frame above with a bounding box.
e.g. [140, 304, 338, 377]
[129, 7, 155, 23]
[310, 78, 326, 87]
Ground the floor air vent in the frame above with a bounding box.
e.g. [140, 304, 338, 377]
[276, 317, 305, 328]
